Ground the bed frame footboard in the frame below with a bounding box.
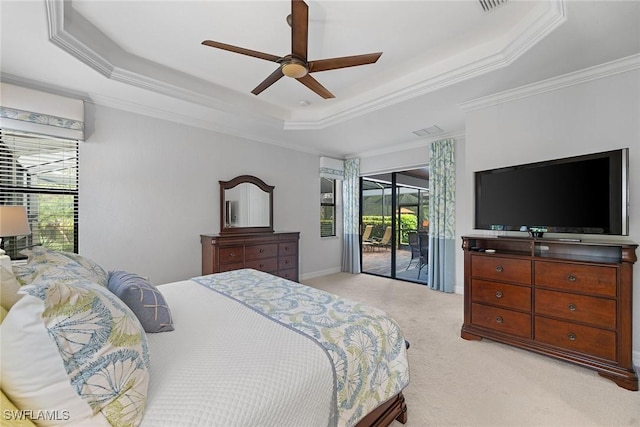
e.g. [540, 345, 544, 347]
[355, 392, 407, 427]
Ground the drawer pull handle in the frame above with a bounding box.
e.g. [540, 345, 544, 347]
[568, 274, 577, 282]
[495, 291, 503, 298]
[259, 263, 264, 268]
[568, 333, 576, 341]
[284, 247, 289, 251]
[496, 316, 503, 324]
[568, 303, 577, 311]
[495, 266, 504, 273]
[229, 253, 235, 257]
[259, 249, 264, 253]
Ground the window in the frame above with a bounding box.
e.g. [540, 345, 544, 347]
[320, 177, 336, 237]
[0, 130, 79, 259]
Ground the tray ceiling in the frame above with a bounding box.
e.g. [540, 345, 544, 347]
[2, 1, 639, 157]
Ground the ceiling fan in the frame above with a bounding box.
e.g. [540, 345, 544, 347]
[202, 0, 382, 99]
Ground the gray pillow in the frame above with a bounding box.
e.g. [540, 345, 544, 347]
[108, 270, 174, 333]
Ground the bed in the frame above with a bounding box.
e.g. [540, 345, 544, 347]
[0, 247, 409, 427]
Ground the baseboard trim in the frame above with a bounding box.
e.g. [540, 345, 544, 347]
[300, 267, 342, 281]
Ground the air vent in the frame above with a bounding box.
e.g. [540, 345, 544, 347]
[478, 0, 509, 12]
[412, 125, 443, 137]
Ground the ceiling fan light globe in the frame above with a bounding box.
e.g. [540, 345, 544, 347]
[282, 62, 308, 78]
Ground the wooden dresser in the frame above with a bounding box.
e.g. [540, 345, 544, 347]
[201, 232, 299, 282]
[461, 235, 638, 390]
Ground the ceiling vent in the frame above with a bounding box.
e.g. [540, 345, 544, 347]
[412, 125, 443, 138]
[478, 0, 509, 12]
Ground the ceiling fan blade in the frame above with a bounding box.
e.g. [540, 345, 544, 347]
[308, 52, 383, 73]
[202, 40, 281, 63]
[297, 74, 335, 99]
[251, 67, 285, 95]
[291, 0, 308, 59]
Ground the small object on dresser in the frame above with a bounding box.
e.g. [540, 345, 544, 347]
[485, 249, 496, 253]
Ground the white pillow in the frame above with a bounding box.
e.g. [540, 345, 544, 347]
[1, 264, 22, 310]
[0, 295, 109, 426]
[0, 274, 149, 426]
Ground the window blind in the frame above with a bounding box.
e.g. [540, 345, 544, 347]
[0, 130, 79, 257]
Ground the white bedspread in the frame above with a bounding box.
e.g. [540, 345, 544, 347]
[141, 280, 335, 427]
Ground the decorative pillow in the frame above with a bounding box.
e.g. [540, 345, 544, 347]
[108, 271, 174, 333]
[1, 265, 23, 310]
[14, 247, 108, 288]
[12, 262, 40, 286]
[57, 251, 108, 287]
[0, 276, 149, 426]
[0, 305, 35, 426]
[1, 295, 100, 426]
[1, 388, 37, 427]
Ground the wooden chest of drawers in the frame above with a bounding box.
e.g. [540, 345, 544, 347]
[201, 232, 300, 281]
[461, 236, 638, 391]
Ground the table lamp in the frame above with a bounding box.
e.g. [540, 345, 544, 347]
[0, 206, 31, 256]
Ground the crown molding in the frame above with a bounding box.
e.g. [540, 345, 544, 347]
[348, 130, 466, 160]
[284, 0, 567, 130]
[45, 0, 286, 128]
[85, 93, 325, 156]
[46, 0, 114, 77]
[459, 53, 640, 112]
[0, 72, 324, 157]
[45, 0, 566, 133]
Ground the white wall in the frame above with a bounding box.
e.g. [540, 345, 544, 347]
[79, 104, 342, 283]
[360, 144, 429, 176]
[461, 69, 640, 357]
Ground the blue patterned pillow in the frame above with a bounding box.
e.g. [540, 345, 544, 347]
[57, 251, 108, 287]
[18, 274, 150, 426]
[108, 271, 174, 333]
[14, 246, 108, 287]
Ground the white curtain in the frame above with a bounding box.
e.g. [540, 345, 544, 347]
[342, 158, 360, 273]
[427, 139, 456, 292]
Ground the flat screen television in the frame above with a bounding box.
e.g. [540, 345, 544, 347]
[474, 148, 629, 236]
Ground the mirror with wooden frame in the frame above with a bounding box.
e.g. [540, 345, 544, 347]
[220, 175, 274, 234]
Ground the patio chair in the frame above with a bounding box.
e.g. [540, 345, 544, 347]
[407, 231, 428, 277]
[362, 224, 374, 251]
[406, 232, 424, 271]
[373, 226, 392, 250]
[362, 225, 373, 241]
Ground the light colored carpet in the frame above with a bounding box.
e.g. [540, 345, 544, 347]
[303, 273, 640, 427]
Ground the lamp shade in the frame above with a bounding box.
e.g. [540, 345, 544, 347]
[0, 206, 31, 237]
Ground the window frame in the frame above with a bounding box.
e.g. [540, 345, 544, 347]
[0, 130, 79, 258]
[320, 177, 337, 238]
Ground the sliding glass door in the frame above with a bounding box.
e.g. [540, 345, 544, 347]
[361, 178, 393, 276]
[360, 169, 429, 284]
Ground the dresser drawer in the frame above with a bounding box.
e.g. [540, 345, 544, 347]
[535, 261, 616, 297]
[471, 279, 531, 311]
[472, 256, 531, 284]
[535, 289, 616, 329]
[471, 303, 531, 338]
[245, 257, 278, 273]
[279, 255, 297, 271]
[245, 244, 278, 260]
[278, 268, 298, 281]
[279, 242, 297, 256]
[218, 262, 244, 272]
[535, 317, 616, 361]
[219, 246, 244, 264]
